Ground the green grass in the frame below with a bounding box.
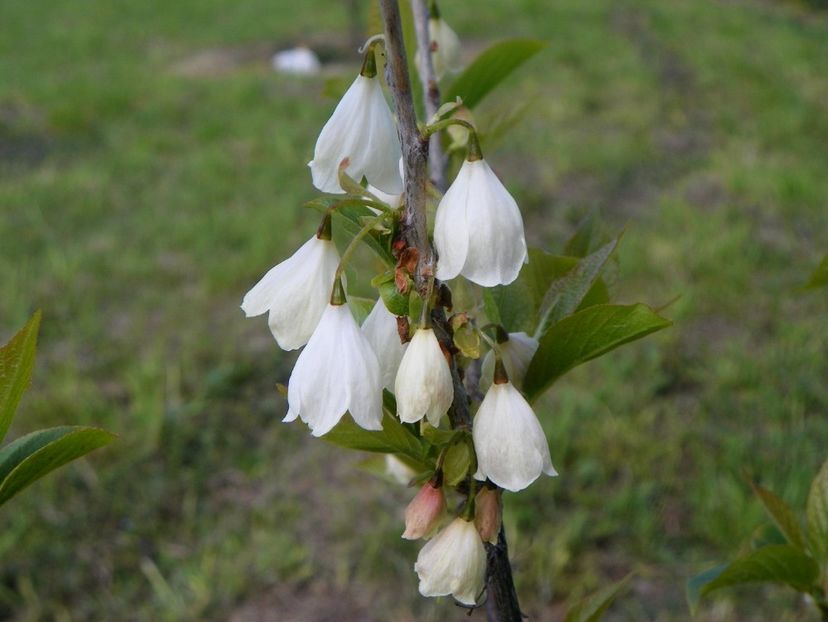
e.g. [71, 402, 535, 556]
[1, 0, 828, 620]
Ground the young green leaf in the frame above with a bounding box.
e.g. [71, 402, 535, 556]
[0, 311, 41, 443]
[442, 442, 471, 486]
[523, 304, 672, 401]
[534, 237, 620, 339]
[0, 426, 116, 506]
[443, 39, 547, 110]
[750, 481, 806, 550]
[306, 201, 395, 266]
[806, 458, 828, 561]
[348, 296, 376, 325]
[686, 564, 727, 613]
[321, 411, 429, 469]
[564, 573, 632, 622]
[483, 250, 578, 333]
[804, 254, 828, 289]
[690, 545, 819, 602]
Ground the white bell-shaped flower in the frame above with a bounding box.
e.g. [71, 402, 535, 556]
[415, 516, 486, 605]
[285, 293, 384, 437]
[362, 298, 406, 391]
[241, 232, 339, 351]
[309, 56, 403, 195]
[395, 327, 453, 426]
[434, 155, 528, 287]
[416, 16, 462, 80]
[473, 376, 556, 492]
[481, 331, 539, 390]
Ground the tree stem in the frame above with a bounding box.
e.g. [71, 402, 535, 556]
[411, 0, 448, 192]
[378, 3, 523, 620]
[377, 0, 432, 296]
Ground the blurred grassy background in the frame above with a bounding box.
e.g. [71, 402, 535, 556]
[1, 0, 827, 620]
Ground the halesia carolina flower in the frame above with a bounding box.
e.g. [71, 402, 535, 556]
[285, 293, 383, 437]
[416, 16, 462, 81]
[481, 331, 539, 390]
[308, 52, 402, 195]
[474, 486, 502, 545]
[362, 298, 406, 391]
[473, 378, 556, 492]
[403, 479, 446, 540]
[395, 328, 453, 426]
[434, 153, 528, 287]
[241, 230, 339, 351]
[415, 517, 486, 605]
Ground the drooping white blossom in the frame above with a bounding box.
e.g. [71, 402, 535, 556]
[395, 328, 453, 426]
[473, 381, 556, 492]
[416, 17, 462, 80]
[285, 303, 383, 437]
[481, 331, 539, 390]
[434, 158, 528, 287]
[309, 74, 403, 195]
[241, 235, 339, 350]
[415, 517, 486, 605]
[362, 298, 406, 391]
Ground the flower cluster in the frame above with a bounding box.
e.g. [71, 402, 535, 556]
[243, 19, 556, 607]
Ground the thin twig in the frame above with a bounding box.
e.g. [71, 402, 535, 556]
[378, 3, 523, 620]
[411, 0, 448, 192]
[378, 0, 432, 296]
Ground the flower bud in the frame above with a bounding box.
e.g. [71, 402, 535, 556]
[474, 486, 502, 545]
[415, 516, 486, 605]
[402, 479, 446, 540]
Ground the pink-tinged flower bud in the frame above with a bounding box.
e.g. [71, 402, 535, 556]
[403, 480, 446, 540]
[474, 486, 502, 545]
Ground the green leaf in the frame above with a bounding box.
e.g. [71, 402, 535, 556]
[750, 481, 806, 550]
[483, 249, 578, 333]
[0, 426, 116, 506]
[348, 296, 375, 325]
[807, 459, 828, 561]
[442, 442, 471, 486]
[0, 311, 41, 443]
[307, 200, 395, 266]
[321, 410, 429, 469]
[805, 254, 828, 289]
[690, 545, 819, 603]
[565, 573, 632, 622]
[373, 276, 409, 317]
[535, 236, 620, 339]
[443, 39, 547, 110]
[524, 304, 672, 401]
[686, 564, 727, 613]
